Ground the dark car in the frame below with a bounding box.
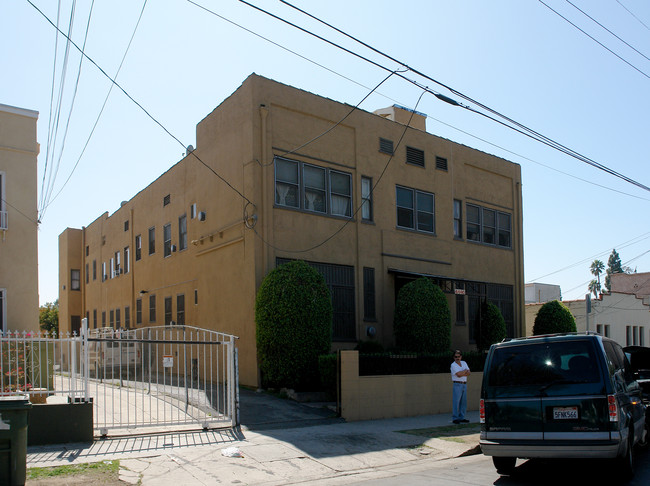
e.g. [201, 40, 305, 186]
[480, 333, 647, 478]
[624, 346, 650, 399]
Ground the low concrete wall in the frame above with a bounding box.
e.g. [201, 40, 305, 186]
[28, 402, 93, 445]
[340, 350, 483, 421]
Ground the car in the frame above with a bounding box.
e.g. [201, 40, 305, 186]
[480, 332, 647, 479]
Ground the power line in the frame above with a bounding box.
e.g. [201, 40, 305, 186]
[565, 0, 650, 63]
[244, 0, 650, 194]
[616, 0, 650, 32]
[27, 0, 254, 211]
[42, 0, 149, 217]
[539, 0, 650, 79]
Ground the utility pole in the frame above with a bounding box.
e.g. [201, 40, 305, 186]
[585, 294, 591, 332]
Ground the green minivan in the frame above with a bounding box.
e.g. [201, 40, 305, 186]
[480, 333, 647, 478]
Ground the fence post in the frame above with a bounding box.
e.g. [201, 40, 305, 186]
[82, 318, 89, 402]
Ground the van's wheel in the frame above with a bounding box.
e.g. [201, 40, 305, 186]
[492, 456, 516, 475]
[616, 435, 634, 481]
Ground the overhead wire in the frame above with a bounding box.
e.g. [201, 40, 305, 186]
[27, 0, 255, 212]
[41, 0, 96, 221]
[616, 0, 650, 32]
[42, 0, 149, 216]
[265, 0, 650, 193]
[565, 0, 650, 63]
[538, 0, 650, 79]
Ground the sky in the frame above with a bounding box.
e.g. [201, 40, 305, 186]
[2, 0, 649, 306]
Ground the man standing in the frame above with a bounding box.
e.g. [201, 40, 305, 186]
[451, 350, 470, 424]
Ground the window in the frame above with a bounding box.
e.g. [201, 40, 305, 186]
[626, 326, 632, 346]
[0, 289, 5, 333]
[641, 327, 645, 347]
[0, 173, 6, 231]
[179, 215, 187, 251]
[102, 262, 107, 281]
[194, 289, 198, 305]
[277, 258, 355, 341]
[136, 299, 142, 325]
[124, 220, 129, 232]
[190, 203, 197, 219]
[396, 186, 435, 233]
[456, 283, 465, 324]
[605, 324, 610, 337]
[361, 177, 373, 222]
[85, 245, 89, 257]
[177, 294, 185, 325]
[71, 269, 81, 290]
[363, 267, 376, 321]
[116, 308, 121, 328]
[125, 306, 130, 328]
[93, 309, 97, 329]
[110, 258, 114, 279]
[124, 247, 130, 274]
[379, 137, 394, 155]
[466, 203, 512, 249]
[597, 324, 603, 335]
[274, 157, 352, 218]
[102, 311, 106, 327]
[634, 326, 639, 346]
[148, 227, 155, 255]
[149, 295, 156, 322]
[85, 264, 89, 284]
[453, 199, 462, 238]
[165, 297, 173, 325]
[435, 156, 448, 171]
[93, 260, 97, 281]
[406, 146, 425, 167]
[163, 194, 171, 206]
[115, 250, 121, 275]
[164, 223, 172, 257]
[135, 235, 142, 261]
[110, 310, 114, 327]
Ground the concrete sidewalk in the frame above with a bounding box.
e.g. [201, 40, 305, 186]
[27, 410, 481, 485]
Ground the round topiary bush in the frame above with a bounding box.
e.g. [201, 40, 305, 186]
[393, 277, 451, 353]
[532, 300, 577, 336]
[477, 301, 507, 351]
[255, 260, 332, 390]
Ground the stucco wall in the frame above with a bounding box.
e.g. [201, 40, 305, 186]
[340, 350, 482, 421]
[0, 104, 39, 332]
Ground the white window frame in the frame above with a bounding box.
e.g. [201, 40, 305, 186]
[178, 214, 187, 251]
[163, 223, 172, 257]
[466, 203, 512, 249]
[396, 185, 435, 234]
[361, 176, 372, 222]
[124, 246, 130, 274]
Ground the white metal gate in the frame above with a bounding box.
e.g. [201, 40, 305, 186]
[82, 323, 239, 436]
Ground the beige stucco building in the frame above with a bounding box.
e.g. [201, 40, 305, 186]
[59, 75, 524, 387]
[0, 104, 40, 332]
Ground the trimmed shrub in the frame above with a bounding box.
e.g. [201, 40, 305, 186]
[532, 300, 577, 335]
[393, 278, 451, 353]
[318, 353, 337, 399]
[255, 260, 332, 390]
[477, 301, 507, 351]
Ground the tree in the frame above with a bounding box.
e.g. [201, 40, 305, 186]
[255, 260, 332, 390]
[589, 259, 604, 294]
[393, 277, 451, 353]
[39, 300, 59, 334]
[477, 301, 507, 351]
[588, 279, 600, 298]
[605, 249, 623, 292]
[532, 300, 576, 335]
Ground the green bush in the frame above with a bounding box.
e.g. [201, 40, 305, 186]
[393, 278, 451, 353]
[477, 301, 507, 351]
[255, 260, 332, 390]
[532, 300, 577, 335]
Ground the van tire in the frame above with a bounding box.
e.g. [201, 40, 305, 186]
[492, 456, 516, 475]
[616, 434, 634, 481]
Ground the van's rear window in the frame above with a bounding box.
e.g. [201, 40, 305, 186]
[488, 340, 600, 387]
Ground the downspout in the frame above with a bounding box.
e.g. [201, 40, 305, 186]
[130, 207, 135, 328]
[259, 105, 270, 273]
[515, 180, 524, 337]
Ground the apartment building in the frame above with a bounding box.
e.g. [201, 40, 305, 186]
[0, 103, 40, 332]
[59, 74, 524, 386]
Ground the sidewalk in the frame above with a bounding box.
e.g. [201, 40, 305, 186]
[27, 410, 481, 485]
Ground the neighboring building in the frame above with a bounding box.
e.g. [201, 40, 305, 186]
[525, 292, 650, 348]
[525, 282, 561, 304]
[59, 74, 525, 387]
[610, 272, 650, 298]
[0, 104, 40, 332]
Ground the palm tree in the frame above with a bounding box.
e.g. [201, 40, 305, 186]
[590, 260, 605, 287]
[588, 279, 600, 298]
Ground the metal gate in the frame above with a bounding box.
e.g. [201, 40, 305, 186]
[82, 322, 239, 436]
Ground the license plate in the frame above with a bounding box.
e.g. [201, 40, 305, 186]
[553, 406, 578, 420]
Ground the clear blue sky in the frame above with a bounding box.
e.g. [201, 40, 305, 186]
[2, 0, 649, 306]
